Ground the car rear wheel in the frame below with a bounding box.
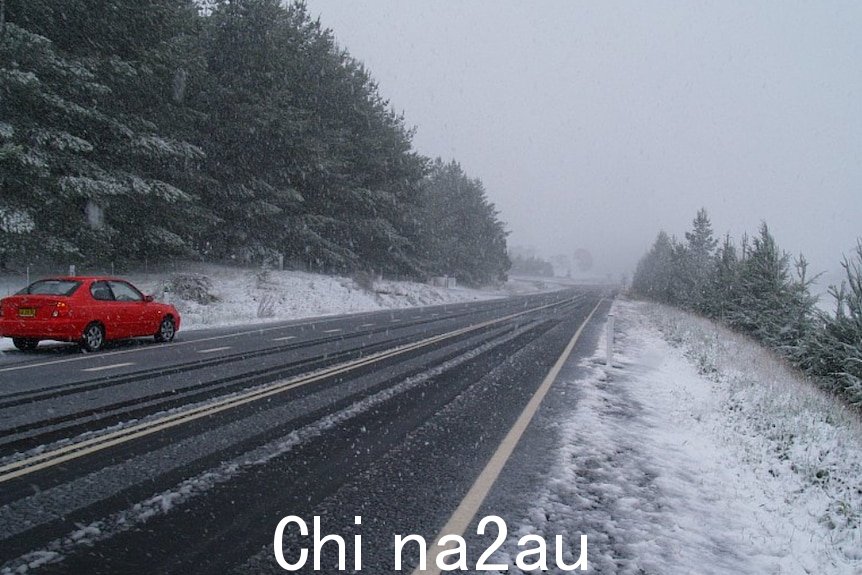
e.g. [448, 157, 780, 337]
[12, 338, 39, 351]
[154, 316, 176, 343]
[80, 322, 105, 352]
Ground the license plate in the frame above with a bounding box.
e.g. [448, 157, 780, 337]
[17, 308, 36, 318]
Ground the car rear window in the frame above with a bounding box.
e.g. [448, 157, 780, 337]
[17, 280, 82, 296]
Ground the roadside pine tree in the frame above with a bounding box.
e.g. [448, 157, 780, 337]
[683, 208, 718, 313]
[703, 234, 740, 320]
[416, 160, 509, 286]
[0, 22, 111, 265]
[806, 241, 862, 405]
[728, 223, 816, 358]
[632, 231, 677, 303]
[4, 0, 209, 264]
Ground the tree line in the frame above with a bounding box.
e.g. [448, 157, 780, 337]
[0, 0, 510, 286]
[508, 254, 554, 277]
[632, 209, 862, 408]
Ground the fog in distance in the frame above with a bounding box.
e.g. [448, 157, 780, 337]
[307, 0, 861, 287]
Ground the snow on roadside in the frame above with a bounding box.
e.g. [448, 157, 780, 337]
[125, 266, 506, 330]
[640, 300, 862, 569]
[491, 298, 862, 574]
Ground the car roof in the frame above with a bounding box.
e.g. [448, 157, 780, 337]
[36, 276, 130, 283]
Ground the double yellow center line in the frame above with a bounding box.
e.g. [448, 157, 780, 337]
[0, 296, 578, 485]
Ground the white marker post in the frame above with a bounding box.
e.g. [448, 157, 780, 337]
[606, 313, 615, 366]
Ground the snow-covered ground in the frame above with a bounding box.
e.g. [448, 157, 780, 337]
[1, 265, 550, 351]
[132, 266, 511, 330]
[493, 298, 862, 574]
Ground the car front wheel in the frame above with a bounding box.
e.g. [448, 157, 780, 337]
[154, 316, 176, 343]
[12, 338, 38, 351]
[81, 322, 105, 352]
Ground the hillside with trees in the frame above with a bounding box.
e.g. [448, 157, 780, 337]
[0, 0, 510, 285]
[632, 209, 862, 408]
[508, 253, 554, 277]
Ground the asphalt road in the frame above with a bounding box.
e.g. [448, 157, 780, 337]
[0, 288, 612, 574]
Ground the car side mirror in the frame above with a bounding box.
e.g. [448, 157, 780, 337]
[144, 295, 155, 302]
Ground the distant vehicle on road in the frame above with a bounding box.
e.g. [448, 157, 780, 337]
[0, 277, 180, 352]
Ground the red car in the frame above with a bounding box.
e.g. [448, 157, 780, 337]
[0, 276, 180, 352]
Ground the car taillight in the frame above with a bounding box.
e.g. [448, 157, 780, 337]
[51, 301, 70, 318]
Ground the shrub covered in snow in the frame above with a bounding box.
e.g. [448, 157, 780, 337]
[351, 270, 376, 293]
[163, 274, 218, 305]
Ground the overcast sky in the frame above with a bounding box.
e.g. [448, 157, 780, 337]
[306, 0, 860, 284]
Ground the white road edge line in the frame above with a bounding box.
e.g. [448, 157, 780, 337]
[197, 346, 231, 354]
[412, 297, 605, 575]
[81, 362, 136, 373]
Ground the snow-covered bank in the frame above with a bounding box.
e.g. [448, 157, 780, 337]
[131, 266, 509, 331]
[494, 298, 862, 574]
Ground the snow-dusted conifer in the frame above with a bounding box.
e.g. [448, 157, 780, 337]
[416, 160, 509, 286]
[632, 230, 677, 303]
[703, 234, 740, 320]
[807, 241, 862, 405]
[0, 22, 107, 265]
[682, 208, 718, 312]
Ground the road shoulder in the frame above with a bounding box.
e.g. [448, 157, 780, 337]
[470, 297, 862, 574]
